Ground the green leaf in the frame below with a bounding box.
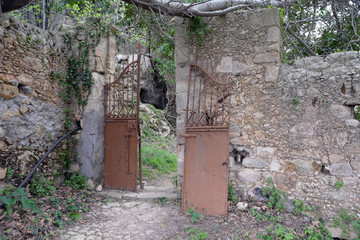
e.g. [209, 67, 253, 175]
[20, 197, 43, 214]
[68, 212, 82, 221]
[12, 188, 28, 197]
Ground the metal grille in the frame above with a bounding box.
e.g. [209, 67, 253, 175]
[185, 63, 232, 128]
[105, 46, 141, 119]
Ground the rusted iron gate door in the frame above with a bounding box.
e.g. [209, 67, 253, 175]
[104, 47, 143, 191]
[182, 63, 232, 216]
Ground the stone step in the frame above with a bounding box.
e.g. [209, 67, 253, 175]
[98, 186, 179, 202]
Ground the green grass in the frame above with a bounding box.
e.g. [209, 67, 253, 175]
[141, 145, 177, 174]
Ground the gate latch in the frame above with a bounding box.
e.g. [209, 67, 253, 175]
[179, 134, 196, 138]
[128, 121, 137, 132]
[222, 159, 229, 166]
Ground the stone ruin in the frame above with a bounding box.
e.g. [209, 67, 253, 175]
[175, 8, 360, 220]
[0, 7, 359, 221]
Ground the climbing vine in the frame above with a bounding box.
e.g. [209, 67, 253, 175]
[187, 16, 212, 46]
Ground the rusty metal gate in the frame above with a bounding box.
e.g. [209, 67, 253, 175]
[104, 46, 143, 191]
[182, 63, 232, 216]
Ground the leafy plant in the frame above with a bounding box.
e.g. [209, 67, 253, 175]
[0, 184, 16, 197]
[187, 16, 212, 46]
[355, 106, 360, 121]
[304, 221, 333, 240]
[293, 199, 315, 213]
[68, 212, 82, 221]
[6, 167, 14, 180]
[334, 180, 344, 189]
[291, 97, 300, 110]
[332, 209, 359, 239]
[188, 207, 203, 223]
[262, 178, 287, 211]
[64, 173, 89, 190]
[185, 226, 208, 240]
[0, 188, 42, 216]
[228, 181, 238, 203]
[29, 176, 56, 197]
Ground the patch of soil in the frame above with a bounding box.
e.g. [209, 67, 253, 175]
[0, 184, 105, 239]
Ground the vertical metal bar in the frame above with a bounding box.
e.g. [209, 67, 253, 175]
[192, 66, 196, 126]
[185, 65, 192, 128]
[197, 66, 202, 126]
[136, 44, 143, 189]
[42, 0, 46, 30]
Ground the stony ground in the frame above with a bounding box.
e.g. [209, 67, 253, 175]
[54, 175, 313, 240]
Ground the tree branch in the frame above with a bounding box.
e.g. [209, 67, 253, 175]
[286, 25, 316, 56]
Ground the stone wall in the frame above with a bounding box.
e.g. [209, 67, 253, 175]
[0, 16, 68, 178]
[0, 16, 116, 186]
[175, 8, 360, 219]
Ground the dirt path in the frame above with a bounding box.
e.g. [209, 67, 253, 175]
[55, 174, 317, 240]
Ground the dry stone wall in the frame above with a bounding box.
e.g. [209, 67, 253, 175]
[0, 16, 116, 186]
[175, 8, 360, 220]
[0, 16, 68, 179]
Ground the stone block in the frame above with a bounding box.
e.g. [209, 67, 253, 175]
[330, 163, 353, 176]
[237, 168, 261, 183]
[329, 154, 344, 163]
[294, 56, 329, 70]
[270, 159, 281, 172]
[0, 74, 16, 84]
[328, 105, 351, 119]
[0, 127, 4, 138]
[265, 65, 279, 82]
[255, 147, 277, 158]
[22, 57, 42, 71]
[242, 157, 269, 169]
[351, 159, 360, 172]
[290, 122, 313, 136]
[249, 8, 280, 28]
[266, 26, 281, 43]
[2, 109, 19, 120]
[0, 84, 19, 100]
[232, 61, 248, 74]
[255, 44, 280, 53]
[274, 173, 298, 192]
[325, 51, 359, 64]
[253, 52, 280, 64]
[216, 56, 232, 73]
[294, 160, 321, 176]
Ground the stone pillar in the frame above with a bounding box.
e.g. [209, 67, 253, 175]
[77, 32, 116, 184]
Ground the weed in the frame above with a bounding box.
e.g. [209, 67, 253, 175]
[332, 209, 359, 239]
[334, 180, 344, 188]
[293, 199, 315, 213]
[304, 221, 333, 240]
[158, 196, 168, 205]
[64, 173, 89, 190]
[228, 181, 238, 203]
[0, 188, 42, 216]
[261, 178, 287, 211]
[291, 97, 300, 110]
[29, 176, 56, 197]
[188, 207, 203, 223]
[185, 225, 208, 240]
[68, 212, 82, 221]
[6, 168, 14, 180]
[53, 210, 64, 229]
[355, 106, 360, 120]
[0, 184, 16, 196]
